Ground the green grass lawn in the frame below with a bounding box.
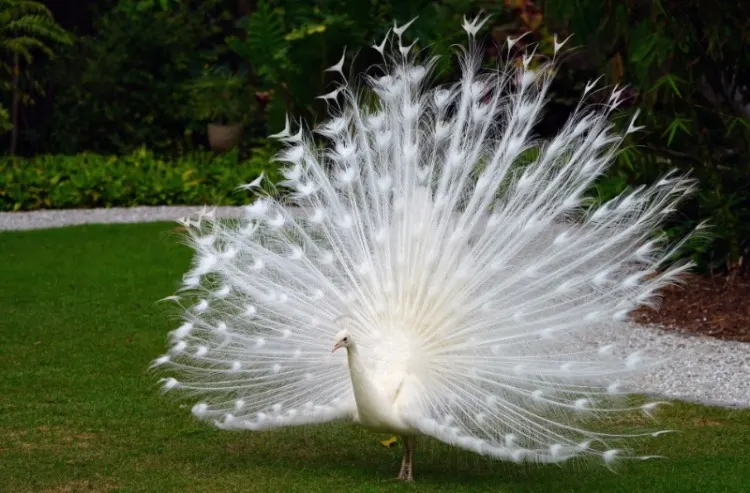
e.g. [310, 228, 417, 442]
[1, 222, 749, 492]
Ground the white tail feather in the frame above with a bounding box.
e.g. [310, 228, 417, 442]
[155, 16, 695, 467]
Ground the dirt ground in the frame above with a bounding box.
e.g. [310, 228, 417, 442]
[632, 273, 750, 342]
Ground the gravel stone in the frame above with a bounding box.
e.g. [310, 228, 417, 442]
[2, 206, 748, 409]
[577, 325, 750, 409]
[0, 206, 246, 231]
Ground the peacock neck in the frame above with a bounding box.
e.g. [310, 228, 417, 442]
[345, 342, 407, 433]
[345, 344, 379, 409]
[346, 344, 366, 380]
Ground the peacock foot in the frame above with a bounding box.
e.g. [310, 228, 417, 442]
[396, 435, 415, 481]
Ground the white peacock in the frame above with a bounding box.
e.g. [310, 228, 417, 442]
[153, 14, 697, 482]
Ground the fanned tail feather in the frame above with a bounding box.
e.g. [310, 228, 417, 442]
[154, 14, 697, 465]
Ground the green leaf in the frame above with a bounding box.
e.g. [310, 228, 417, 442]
[649, 74, 684, 98]
[725, 116, 750, 137]
[662, 117, 692, 146]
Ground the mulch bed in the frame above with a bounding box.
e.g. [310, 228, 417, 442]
[632, 273, 750, 342]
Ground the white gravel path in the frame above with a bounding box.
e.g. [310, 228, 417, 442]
[2, 206, 749, 409]
[573, 325, 750, 409]
[0, 206, 246, 231]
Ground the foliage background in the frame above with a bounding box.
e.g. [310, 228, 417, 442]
[0, 0, 748, 274]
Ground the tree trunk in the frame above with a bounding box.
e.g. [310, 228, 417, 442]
[9, 53, 20, 155]
[236, 0, 263, 132]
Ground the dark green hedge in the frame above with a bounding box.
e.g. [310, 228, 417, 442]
[0, 146, 279, 211]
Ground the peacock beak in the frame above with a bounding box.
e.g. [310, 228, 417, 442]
[332, 342, 342, 353]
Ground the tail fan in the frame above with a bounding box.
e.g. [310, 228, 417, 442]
[153, 15, 697, 465]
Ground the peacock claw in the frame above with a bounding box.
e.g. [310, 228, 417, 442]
[385, 472, 414, 482]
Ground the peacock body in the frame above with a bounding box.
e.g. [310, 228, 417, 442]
[153, 15, 697, 481]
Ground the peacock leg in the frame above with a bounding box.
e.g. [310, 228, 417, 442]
[397, 435, 415, 481]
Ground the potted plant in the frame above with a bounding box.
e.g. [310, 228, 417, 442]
[184, 66, 252, 152]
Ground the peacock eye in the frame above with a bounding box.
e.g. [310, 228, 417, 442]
[342, 337, 348, 342]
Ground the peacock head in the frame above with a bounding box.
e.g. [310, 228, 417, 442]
[332, 330, 353, 353]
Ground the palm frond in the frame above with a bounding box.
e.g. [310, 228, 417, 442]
[0, 1, 72, 64]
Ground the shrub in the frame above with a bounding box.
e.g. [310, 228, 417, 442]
[510, 0, 750, 273]
[0, 145, 280, 211]
[32, 1, 229, 155]
[0, 103, 11, 135]
[227, 0, 497, 131]
[182, 66, 255, 125]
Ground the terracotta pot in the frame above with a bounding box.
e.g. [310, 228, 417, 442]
[207, 123, 244, 152]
